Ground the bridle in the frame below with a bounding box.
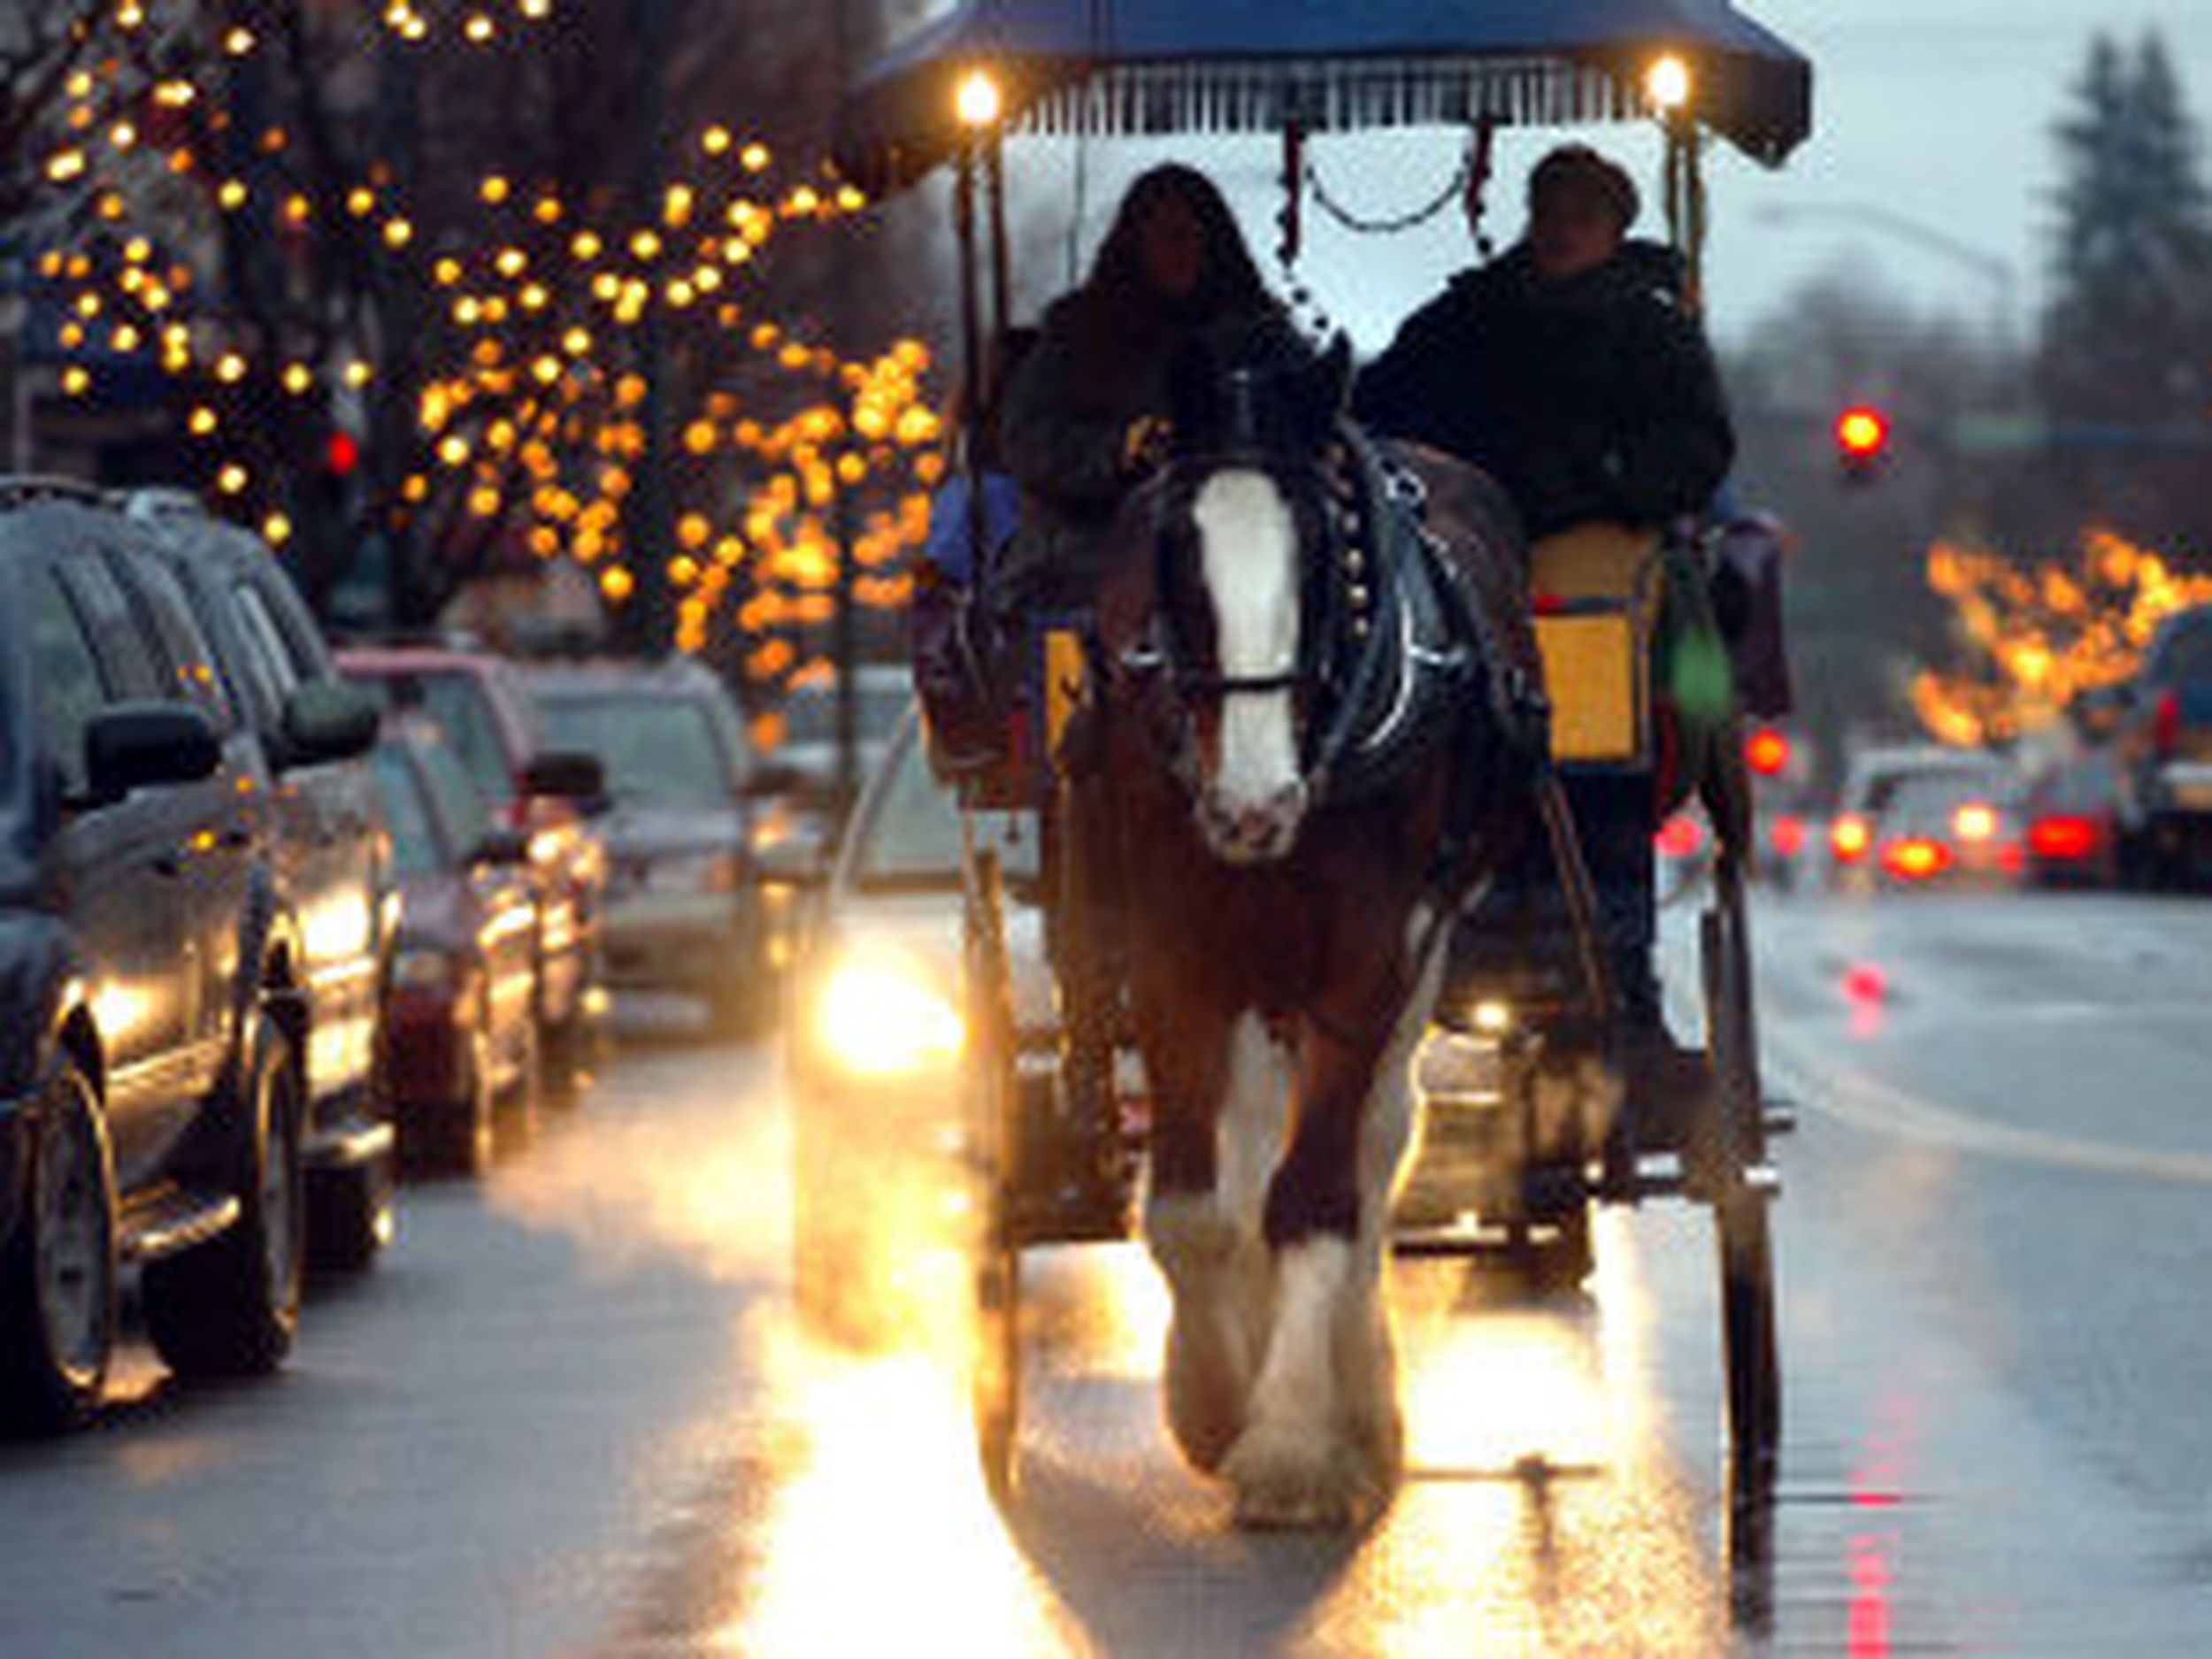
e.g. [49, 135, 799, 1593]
[1105, 443, 1383, 801]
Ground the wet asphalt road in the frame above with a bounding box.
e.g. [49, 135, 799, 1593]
[6, 891, 2212, 1655]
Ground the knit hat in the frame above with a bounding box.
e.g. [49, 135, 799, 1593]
[1527, 144, 1640, 229]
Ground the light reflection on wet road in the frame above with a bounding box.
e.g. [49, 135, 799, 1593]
[8, 894, 2212, 1655]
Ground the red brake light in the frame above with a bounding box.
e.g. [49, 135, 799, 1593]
[2029, 815, 2101, 861]
[1745, 726, 1792, 777]
[2154, 689, 2182, 757]
[1769, 813, 1808, 856]
[1831, 814, 1873, 862]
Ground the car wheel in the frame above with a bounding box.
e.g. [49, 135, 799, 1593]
[0, 1056, 116, 1434]
[143, 1011, 305, 1379]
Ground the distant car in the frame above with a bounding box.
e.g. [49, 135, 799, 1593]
[2104, 604, 2212, 886]
[123, 493, 394, 1270]
[527, 658, 772, 1034]
[785, 710, 1046, 1341]
[338, 648, 608, 1064]
[1824, 743, 2012, 894]
[2019, 747, 2127, 888]
[371, 723, 541, 1174]
[0, 483, 306, 1432]
[1869, 772, 2025, 891]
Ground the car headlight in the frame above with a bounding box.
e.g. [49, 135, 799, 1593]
[809, 949, 964, 1076]
[391, 948, 457, 993]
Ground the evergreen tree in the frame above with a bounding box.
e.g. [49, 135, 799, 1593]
[2040, 30, 2212, 552]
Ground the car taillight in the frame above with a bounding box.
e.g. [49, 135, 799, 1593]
[1881, 837, 1952, 880]
[2029, 815, 2101, 861]
[1769, 814, 1807, 857]
[1831, 814, 1873, 862]
[2154, 688, 2182, 757]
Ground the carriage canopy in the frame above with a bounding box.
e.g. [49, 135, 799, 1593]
[833, 0, 1814, 196]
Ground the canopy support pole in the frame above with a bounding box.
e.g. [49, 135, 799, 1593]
[1662, 111, 1708, 311]
[955, 142, 990, 585]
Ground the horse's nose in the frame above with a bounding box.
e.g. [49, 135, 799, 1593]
[1201, 780, 1308, 861]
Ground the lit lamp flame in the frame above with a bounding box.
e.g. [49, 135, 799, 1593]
[954, 69, 1003, 129]
[1645, 54, 1694, 112]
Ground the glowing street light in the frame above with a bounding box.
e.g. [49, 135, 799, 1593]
[954, 68, 1003, 129]
[1645, 54, 1694, 113]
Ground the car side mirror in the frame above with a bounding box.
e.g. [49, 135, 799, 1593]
[521, 749, 605, 803]
[280, 680, 381, 766]
[84, 702, 222, 803]
[471, 826, 532, 866]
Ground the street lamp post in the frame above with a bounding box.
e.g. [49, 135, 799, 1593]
[1755, 201, 2022, 344]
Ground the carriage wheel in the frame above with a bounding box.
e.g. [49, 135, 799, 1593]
[963, 849, 1024, 1502]
[1700, 860, 1781, 1465]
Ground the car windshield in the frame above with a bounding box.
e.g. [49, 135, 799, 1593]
[778, 672, 910, 749]
[372, 748, 445, 878]
[847, 718, 1035, 891]
[353, 672, 515, 804]
[536, 694, 733, 809]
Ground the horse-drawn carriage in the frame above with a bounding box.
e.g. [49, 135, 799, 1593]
[834, 0, 1811, 1525]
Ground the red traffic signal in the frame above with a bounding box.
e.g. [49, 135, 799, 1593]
[323, 429, 361, 478]
[1835, 404, 1890, 482]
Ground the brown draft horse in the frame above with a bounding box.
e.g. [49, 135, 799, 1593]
[1082, 318, 1544, 1527]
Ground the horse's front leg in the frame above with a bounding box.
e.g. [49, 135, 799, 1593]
[1225, 942, 1442, 1530]
[1141, 1009, 1286, 1471]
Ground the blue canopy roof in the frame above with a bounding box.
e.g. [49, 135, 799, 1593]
[835, 0, 1813, 194]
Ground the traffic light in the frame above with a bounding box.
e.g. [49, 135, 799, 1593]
[323, 428, 361, 479]
[1834, 403, 1890, 484]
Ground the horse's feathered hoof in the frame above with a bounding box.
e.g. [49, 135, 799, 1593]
[1223, 1423, 1383, 1532]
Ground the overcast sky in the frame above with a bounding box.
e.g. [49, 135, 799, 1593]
[986, 2, 2212, 351]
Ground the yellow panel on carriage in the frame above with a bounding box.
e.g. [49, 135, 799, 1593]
[1535, 612, 1645, 762]
[1529, 524, 1657, 766]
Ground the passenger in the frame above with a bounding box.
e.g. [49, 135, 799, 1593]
[1353, 142, 1733, 540]
[995, 163, 1281, 618]
[1355, 143, 1738, 1094]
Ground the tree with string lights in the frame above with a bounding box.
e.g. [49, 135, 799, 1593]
[25, 0, 942, 709]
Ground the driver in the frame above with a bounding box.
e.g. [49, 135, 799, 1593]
[996, 163, 1283, 618]
[1355, 143, 1736, 1095]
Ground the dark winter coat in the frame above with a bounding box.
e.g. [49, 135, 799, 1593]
[1353, 240, 1735, 541]
[996, 287, 1276, 613]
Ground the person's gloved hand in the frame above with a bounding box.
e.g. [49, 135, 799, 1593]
[1120, 415, 1174, 478]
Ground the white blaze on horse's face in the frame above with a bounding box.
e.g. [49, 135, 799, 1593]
[1193, 468, 1309, 864]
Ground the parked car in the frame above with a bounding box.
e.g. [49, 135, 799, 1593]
[786, 710, 1046, 1343]
[527, 657, 772, 1033]
[0, 482, 307, 1432]
[1824, 742, 2012, 894]
[338, 647, 608, 1065]
[121, 492, 393, 1270]
[371, 722, 541, 1173]
[2101, 604, 2212, 887]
